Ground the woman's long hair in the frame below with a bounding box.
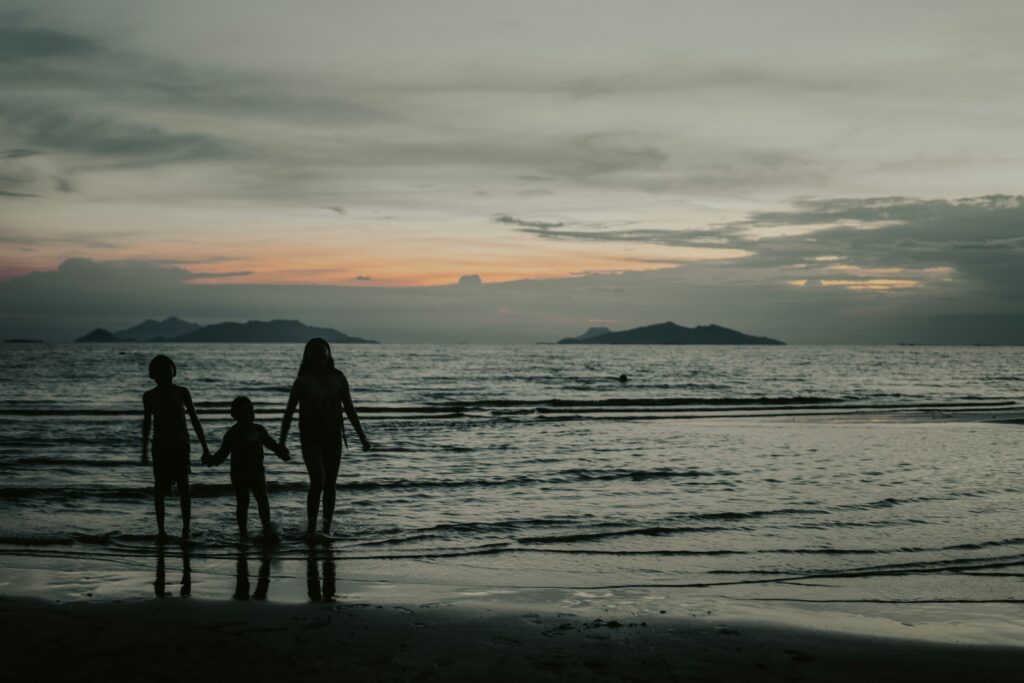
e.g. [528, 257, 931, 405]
[298, 337, 335, 377]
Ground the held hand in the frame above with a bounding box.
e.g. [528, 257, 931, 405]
[360, 436, 372, 452]
[280, 447, 291, 462]
[200, 453, 211, 467]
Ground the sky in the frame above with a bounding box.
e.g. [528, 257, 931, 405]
[1, 1, 1023, 343]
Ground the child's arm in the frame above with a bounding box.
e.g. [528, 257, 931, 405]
[280, 380, 299, 445]
[141, 394, 152, 464]
[182, 388, 212, 459]
[339, 373, 371, 451]
[207, 431, 231, 466]
[260, 426, 290, 461]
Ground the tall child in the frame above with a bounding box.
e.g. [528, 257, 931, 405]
[142, 354, 211, 540]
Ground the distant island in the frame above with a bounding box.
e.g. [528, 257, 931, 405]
[557, 322, 784, 345]
[75, 328, 124, 343]
[75, 317, 377, 344]
[115, 316, 201, 341]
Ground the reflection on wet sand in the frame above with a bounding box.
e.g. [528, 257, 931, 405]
[151, 544, 341, 602]
[154, 542, 191, 598]
[306, 546, 336, 602]
[234, 547, 271, 601]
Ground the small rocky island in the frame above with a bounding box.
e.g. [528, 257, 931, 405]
[75, 317, 377, 343]
[557, 322, 784, 345]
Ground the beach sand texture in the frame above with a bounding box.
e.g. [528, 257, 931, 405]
[5, 595, 1024, 682]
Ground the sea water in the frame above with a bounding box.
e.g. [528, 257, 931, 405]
[0, 344, 1021, 604]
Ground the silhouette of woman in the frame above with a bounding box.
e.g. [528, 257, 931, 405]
[281, 338, 371, 539]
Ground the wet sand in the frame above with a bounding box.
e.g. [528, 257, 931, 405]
[4, 595, 1023, 682]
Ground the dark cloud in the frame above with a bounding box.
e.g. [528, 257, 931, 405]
[732, 196, 1024, 295]
[0, 25, 97, 59]
[354, 275, 371, 281]
[0, 160, 39, 195]
[495, 215, 565, 230]
[0, 230, 123, 248]
[2, 148, 40, 159]
[0, 103, 228, 161]
[516, 194, 1024, 301]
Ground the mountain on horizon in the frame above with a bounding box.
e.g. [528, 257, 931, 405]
[115, 316, 201, 341]
[75, 328, 123, 343]
[557, 322, 784, 345]
[75, 319, 377, 343]
[171, 319, 377, 343]
[573, 326, 613, 341]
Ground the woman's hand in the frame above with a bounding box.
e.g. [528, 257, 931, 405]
[360, 436, 372, 452]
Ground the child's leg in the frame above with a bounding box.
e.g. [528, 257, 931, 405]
[152, 456, 167, 537]
[230, 471, 250, 539]
[177, 472, 191, 537]
[235, 492, 249, 538]
[252, 471, 271, 531]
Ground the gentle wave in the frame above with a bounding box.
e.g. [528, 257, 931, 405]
[0, 467, 735, 499]
[2, 533, 1023, 564]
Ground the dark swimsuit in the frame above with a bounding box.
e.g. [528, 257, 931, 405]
[297, 370, 346, 466]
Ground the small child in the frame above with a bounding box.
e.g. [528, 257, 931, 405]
[142, 354, 211, 541]
[204, 396, 290, 541]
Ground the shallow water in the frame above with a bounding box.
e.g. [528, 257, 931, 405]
[0, 344, 1022, 603]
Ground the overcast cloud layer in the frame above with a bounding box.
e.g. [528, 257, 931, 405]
[1, 1, 1023, 342]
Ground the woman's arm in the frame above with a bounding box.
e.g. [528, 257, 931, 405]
[280, 380, 300, 445]
[338, 373, 371, 450]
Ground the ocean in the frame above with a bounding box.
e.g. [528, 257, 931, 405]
[0, 343, 1022, 604]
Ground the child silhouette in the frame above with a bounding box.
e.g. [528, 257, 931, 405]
[205, 396, 290, 541]
[142, 354, 211, 541]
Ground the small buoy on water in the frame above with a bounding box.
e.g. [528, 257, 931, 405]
[618, 374, 628, 383]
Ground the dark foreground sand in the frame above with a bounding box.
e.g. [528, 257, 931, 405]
[3, 596, 1022, 682]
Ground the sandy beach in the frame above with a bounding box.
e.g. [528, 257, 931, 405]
[4, 591, 1023, 682]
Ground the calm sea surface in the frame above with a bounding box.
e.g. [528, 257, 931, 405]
[0, 344, 1022, 602]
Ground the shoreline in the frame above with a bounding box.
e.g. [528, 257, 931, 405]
[4, 592, 1024, 682]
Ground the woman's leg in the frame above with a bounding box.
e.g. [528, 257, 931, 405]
[154, 493, 166, 538]
[321, 440, 342, 533]
[302, 442, 325, 535]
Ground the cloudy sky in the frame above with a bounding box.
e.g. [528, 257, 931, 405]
[2, 1, 1023, 342]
